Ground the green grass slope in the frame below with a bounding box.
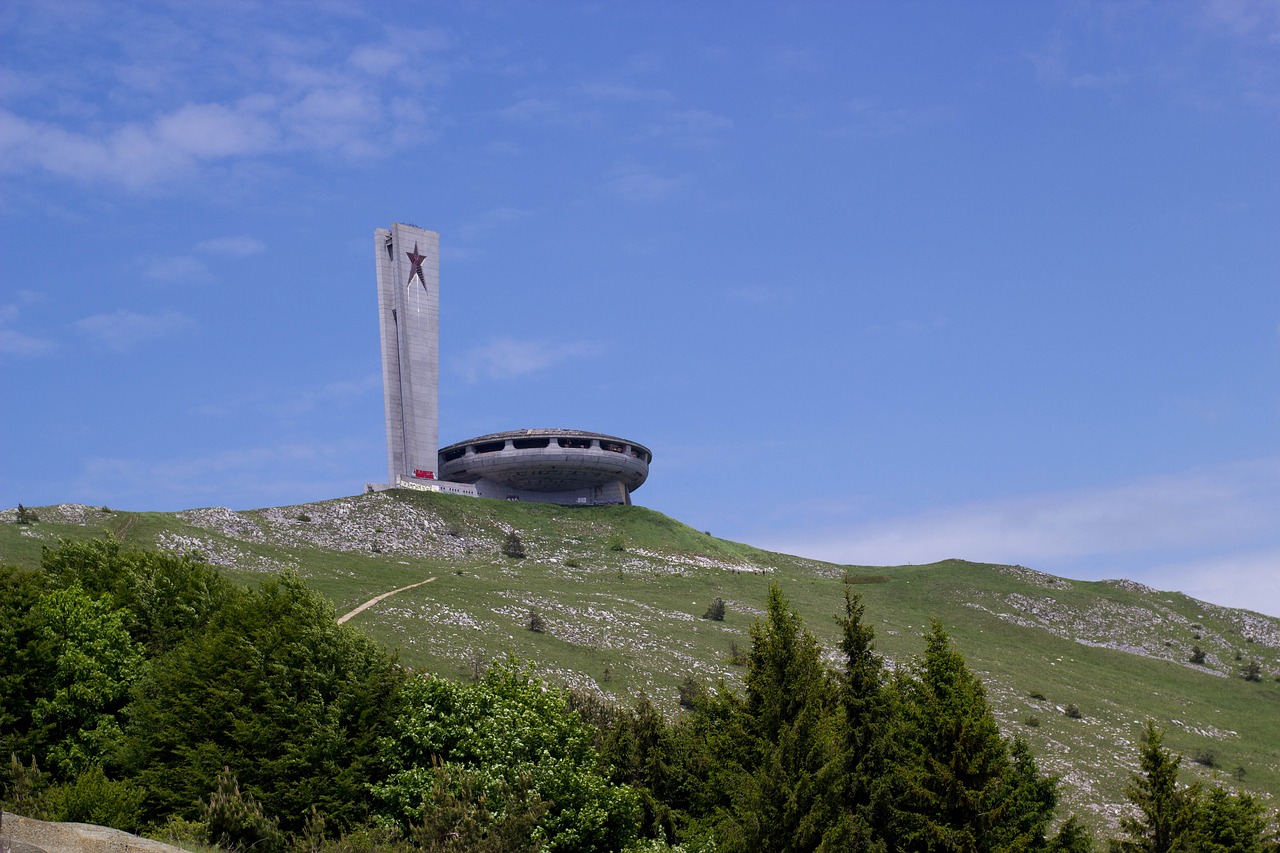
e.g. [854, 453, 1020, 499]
[3, 492, 1278, 832]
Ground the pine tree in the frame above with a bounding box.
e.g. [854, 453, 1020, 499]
[820, 589, 892, 852]
[1111, 721, 1199, 853]
[719, 584, 840, 852]
[894, 619, 1056, 852]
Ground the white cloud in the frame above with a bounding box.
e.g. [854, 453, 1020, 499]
[0, 17, 450, 191]
[643, 108, 733, 148]
[830, 98, 953, 140]
[728, 285, 796, 306]
[609, 165, 687, 202]
[1146, 547, 1280, 617]
[76, 438, 372, 510]
[75, 309, 195, 351]
[456, 206, 532, 241]
[195, 375, 380, 420]
[0, 297, 55, 356]
[196, 236, 265, 257]
[759, 458, 1280, 616]
[0, 327, 56, 357]
[576, 81, 670, 101]
[454, 336, 602, 382]
[144, 255, 214, 283]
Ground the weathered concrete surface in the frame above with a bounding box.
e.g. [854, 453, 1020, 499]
[0, 812, 188, 853]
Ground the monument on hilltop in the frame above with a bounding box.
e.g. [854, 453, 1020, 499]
[374, 221, 650, 505]
[374, 223, 441, 484]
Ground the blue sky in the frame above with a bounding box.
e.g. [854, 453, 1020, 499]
[2, 1, 1278, 616]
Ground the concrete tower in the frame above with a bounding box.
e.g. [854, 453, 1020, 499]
[374, 223, 440, 484]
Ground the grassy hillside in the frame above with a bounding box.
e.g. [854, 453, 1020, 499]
[4, 491, 1278, 833]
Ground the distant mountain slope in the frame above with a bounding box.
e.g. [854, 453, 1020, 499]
[4, 491, 1278, 832]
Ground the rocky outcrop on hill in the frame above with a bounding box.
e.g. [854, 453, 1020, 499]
[0, 812, 186, 853]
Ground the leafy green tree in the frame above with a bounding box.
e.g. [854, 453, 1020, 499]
[40, 538, 233, 656]
[125, 574, 404, 834]
[29, 583, 143, 776]
[1110, 721, 1199, 853]
[0, 564, 49, 763]
[375, 658, 639, 853]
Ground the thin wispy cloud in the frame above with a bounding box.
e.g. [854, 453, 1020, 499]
[497, 97, 588, 126]
[77, 438, 372, 510]
[0, 299, 55, 357]
[75, 309, 195, 351]
[728, 285, 796, 306]
[642, 108, 733, 148]
[608, 165, 687, 202]
[197, 236, 266, 257]
[144, 255, 214, 283]
[454, 336, 602, 382]
[0, 11, 451, 190]
[761, 458, 1280, 615]
[456, 207, 533, 242]
[830, 97, 952, 140]
[576, 81, 671, 102]
[194, 375, 381, 420]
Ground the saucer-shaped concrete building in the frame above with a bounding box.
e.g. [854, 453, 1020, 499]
[439, 429, 651, 505]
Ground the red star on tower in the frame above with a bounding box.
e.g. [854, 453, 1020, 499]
[406, 244, 428, 290]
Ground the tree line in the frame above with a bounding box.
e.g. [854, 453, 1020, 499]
[1, 539, 1275, 851]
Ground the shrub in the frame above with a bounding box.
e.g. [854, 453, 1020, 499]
[702, 597, 726, 621]
[205, 767, 284, 853]
[607, 534, 626, 552]
[503, 530, 526, 559]
[42, 764, 146, 833]
[1242, 660, 1262, 682]
[677, 676, 704, 710]
[728, 641, 747, 666]
[564, 557, 582, 568]
[14, 504, 38, 525]
[527, 609, 546, 633]
[1028, 691, 1047, 701]
[1025, 715, 1040, 727]
[1189, 645, 1206, 664]
[297, 513, 311, 522]
[1193, 750, 1217, 768]
[1063, 704, 1083, 719]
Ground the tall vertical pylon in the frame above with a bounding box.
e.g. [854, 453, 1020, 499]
[374, 222, 440, 484]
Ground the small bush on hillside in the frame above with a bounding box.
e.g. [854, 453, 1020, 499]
[14, 504, 38, 525]
[205, 767, 284, 853]
[1190, 645, 1207, 664]
[607, 534, 626, 552]
[678, 676, 704, 710]
[1193, 750, 1217, 768]
[728, 641, 747, 666]
[42, 765, 146, 833]
[702, 597, 726, 621]
[527, 609, 546, 633]
[296, 513, 311, 522]
[564, 557, 582, 568]
[1025, 715, 1040, 728]
[1242, 660, 1262, 682]
[1064, 704, 1083, 719]
[1028, 691, 1047, 701]
[503, 530, 526, 559]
